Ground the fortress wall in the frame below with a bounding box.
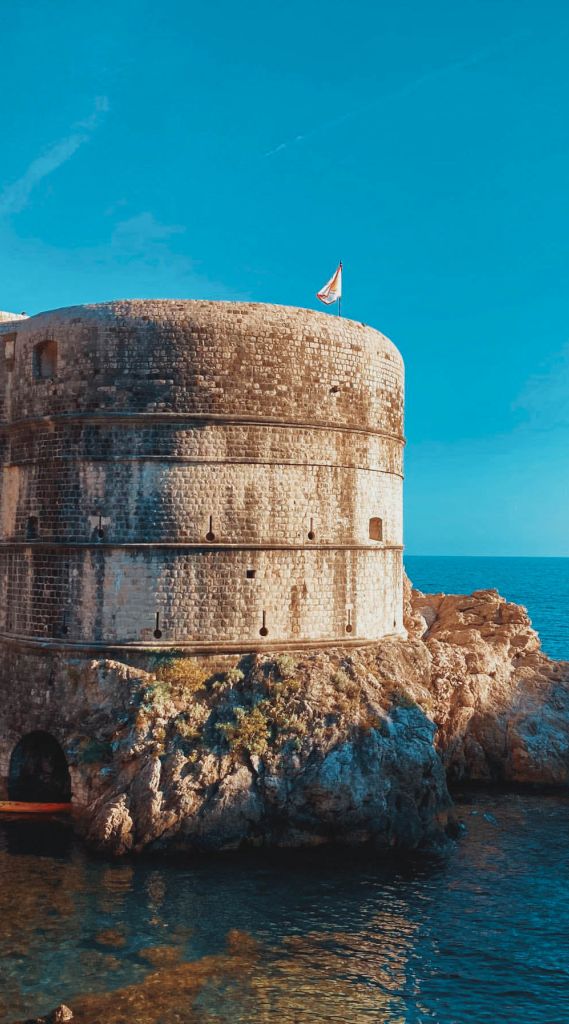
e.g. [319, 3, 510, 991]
[0, 546, 403, 645]
[0, 301, 403, 433]
[0, 459, 402, 545]
[0, 301, 404, 651]
[4, 422, 403, 470]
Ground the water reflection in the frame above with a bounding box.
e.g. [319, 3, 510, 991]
[2, 794, 569, 1023]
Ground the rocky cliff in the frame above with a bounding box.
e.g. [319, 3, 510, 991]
[406, 580, 569, 786]
[5, 579, 565, 858]
[79, 643, 450, 856]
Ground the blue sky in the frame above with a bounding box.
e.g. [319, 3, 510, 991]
[1, 0, 568, 556]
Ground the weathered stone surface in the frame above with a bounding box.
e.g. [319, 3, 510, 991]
[1, 575, 567, 856]
[0, 301, 405, 650]
[406, 582, 569, 786]
[75, 644, 450, 856]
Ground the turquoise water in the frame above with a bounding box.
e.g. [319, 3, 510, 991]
[1, 792, 569, 1023]
[405, 556, 569, 661]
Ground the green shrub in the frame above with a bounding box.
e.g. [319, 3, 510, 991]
[141, 680, 173, 713]
[174, 713, 202, 742]
[217, 704, 271, 756]
[224, 667, 245, 686]
[331, 669, 357, 695]
[271, 654, 297, 680]
[154, 658, 207, 694]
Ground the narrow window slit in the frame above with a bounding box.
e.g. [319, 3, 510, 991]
[153, 612, 163, 639]
[26, 515, 38, 540]
[259, 610, 269, 637]
[346, 608, 353, 634]
[205, 515, 216, 542]
[307, 516, 315, 541]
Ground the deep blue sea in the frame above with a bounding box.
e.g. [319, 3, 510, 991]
[405, 556, 569, 661]
[2, 793, 569, 1024]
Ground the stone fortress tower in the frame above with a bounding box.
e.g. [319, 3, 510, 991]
[0, 301, 405, 655]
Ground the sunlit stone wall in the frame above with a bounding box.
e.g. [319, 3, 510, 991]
[0, 300, 405, 651]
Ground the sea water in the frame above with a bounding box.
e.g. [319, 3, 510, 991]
[1, 793, 569, 1023]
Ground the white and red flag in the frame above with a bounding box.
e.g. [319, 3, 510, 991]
[317, 262, 342, 307]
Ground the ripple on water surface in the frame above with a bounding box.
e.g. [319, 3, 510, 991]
[1, 793, 569, 1023]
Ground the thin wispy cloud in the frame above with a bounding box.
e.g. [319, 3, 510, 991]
[513, 342, 569, 430]
[0, 96, 109, 216]
[264, 36, 519, 158]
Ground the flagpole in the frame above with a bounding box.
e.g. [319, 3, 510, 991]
[338, 261, 342, 316]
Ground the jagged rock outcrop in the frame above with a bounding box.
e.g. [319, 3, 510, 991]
[77, 578, 569, 855]
[407, 582, 569, 786]
[4, 579, 567, 858]
[79, 648, 450, 856]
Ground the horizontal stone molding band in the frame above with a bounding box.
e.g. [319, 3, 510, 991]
[0, 633, 398, 655]
[0, 541, 405, 552]
[0, 411, 406, 446]
[0, 455, 404, 479]
[0, 302, 405, 647]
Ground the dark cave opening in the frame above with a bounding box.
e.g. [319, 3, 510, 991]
[8, 731, 71, 802]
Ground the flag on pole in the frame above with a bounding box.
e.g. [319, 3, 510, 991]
[317, 262, 342, 307]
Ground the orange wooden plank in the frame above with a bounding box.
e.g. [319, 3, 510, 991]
[0, 801, 72, 814]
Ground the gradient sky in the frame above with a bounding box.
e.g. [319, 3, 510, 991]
[1, 0, 568, 556]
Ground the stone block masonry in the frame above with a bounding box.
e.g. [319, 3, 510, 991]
[0, 300, 405, 652]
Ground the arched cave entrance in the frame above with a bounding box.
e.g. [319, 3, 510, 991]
[8, 731, 71, 802]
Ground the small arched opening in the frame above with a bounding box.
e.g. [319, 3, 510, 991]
[369, 517, 383, 542]
[8, 731, 71, 803]
[33, 339, 57, 380]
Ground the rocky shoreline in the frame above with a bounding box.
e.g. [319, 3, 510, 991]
[8, 579, 569, 1024]
[51, 576, 565, 857]
[3, 578, 566, 861]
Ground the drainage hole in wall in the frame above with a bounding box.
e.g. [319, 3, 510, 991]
[246, 569, 256, 579]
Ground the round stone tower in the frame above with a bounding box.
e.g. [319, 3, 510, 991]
[0, 300, 404, 653]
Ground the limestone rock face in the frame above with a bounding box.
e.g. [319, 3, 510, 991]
[409, 584, 569, 786]
[79, 646, 450, 856]
[2, 576, 568, 858]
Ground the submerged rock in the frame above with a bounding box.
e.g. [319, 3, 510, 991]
[19, 1005, 73, 1024]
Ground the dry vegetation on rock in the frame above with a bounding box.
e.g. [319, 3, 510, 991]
[47, 576, 569, 858]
